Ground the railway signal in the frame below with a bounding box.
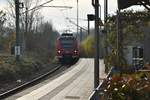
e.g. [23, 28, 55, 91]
[92, 0, 104, 99]
[87, 14, 95, 35]
[92, 0, 100, 94]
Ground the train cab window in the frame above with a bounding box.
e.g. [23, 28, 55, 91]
[61, 39, 74, 44]
[60, 38, 75, 49]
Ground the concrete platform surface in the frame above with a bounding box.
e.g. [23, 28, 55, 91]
[9, 58, 106, 100]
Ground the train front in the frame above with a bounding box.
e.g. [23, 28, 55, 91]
[56, 34, 79, 63]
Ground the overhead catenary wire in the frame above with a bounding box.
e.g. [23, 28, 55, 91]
[41, 6, 72, 9]
[66, 17, 87, 32]
[68, 17, 87, 21]
[22, 0, 54, 14]
[22, 0, 87, 32]
[52, 1, 88, 32]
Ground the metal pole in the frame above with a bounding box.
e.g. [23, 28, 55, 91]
[104, 0, 108, 23]
[117, 10, 123, 63]
[117, 10, 119, 65]
[80, 28, 82, 41]
[88, 19, 90, 35]
[94, 0, 100, 89]
[99, 5, 102, 59]
[104, 0, 108, 57]
[99, 5, 101, 20]
[25, 7, 28, 36]
[24, 7, 28, 55]
[118, 10, 123, 60]
[77, 0, 79, 37]
[15, 0, 20, 61]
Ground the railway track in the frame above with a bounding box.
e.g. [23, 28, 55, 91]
[0, 64, 66, 99]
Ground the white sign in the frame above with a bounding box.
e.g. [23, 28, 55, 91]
[15, 46, 21, 56]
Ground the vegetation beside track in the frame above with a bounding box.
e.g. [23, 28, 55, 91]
[80, 35, 95, 58]
[0, 55, 59, 93]
[0, 9, 60, 93]
[97, 10, 150, 99]
[99, 70, 150, 100]
[104, 10, 150, 72]
[0, 56, 41, 81]
[80, 33, 104, 58]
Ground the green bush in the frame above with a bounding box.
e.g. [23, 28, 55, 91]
[0, 57, 43, 82]
[101, 72, 150, 100]
[80, 35, 95, 57]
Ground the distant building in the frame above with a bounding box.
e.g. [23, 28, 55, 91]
[123, 26, 150, 66]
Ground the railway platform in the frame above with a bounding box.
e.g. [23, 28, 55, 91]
[6, 58, 106, 100]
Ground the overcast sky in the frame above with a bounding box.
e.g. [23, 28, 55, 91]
[0, 0, 144, 33]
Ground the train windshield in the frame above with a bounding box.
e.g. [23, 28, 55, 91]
[60, 38, 75, 50]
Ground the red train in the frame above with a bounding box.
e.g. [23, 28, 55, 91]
[56, 33, 79, 63]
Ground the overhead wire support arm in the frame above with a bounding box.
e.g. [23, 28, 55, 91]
[68, 17, 87, 21]
[66, 17, 88, 32]
[22, 0, 54, 14]
[34, 0, 54, 8]
[43, 5, 73, 9]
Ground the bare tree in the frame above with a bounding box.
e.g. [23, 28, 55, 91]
[6, 0, 41, 33]
[0, 10, 7, 36]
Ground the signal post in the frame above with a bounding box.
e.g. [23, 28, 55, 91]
[92, 0, 100, 99]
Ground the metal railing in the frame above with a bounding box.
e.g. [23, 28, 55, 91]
[89, 68, 113, 100]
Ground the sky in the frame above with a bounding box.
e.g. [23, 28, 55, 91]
[0, 0, 145, 33]
[39, 0, 118, 32]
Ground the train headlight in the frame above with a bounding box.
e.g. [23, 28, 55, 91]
[74, 50, 77, 53]
[58, 50, 61, 53]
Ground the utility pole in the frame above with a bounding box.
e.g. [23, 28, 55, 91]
[104, 0, 108, 57]
[25, 7, 28, 37]
[92, 0, 100, 89]
[117, 10, 123, 63]
[92, 0, 100, 99]
[77, 0, 79, 38]
[15, 0, 20, 61]
[80, 28, 82, 42]
[104, 0, 108, 23]
[88, 18, 90, 35]
[117, 10, 119, 63]
[24, 7, 28, 55]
